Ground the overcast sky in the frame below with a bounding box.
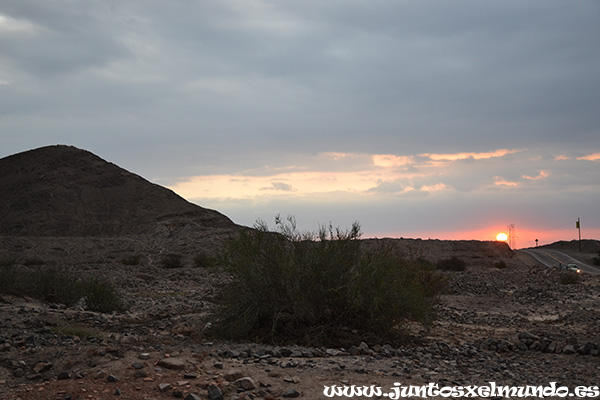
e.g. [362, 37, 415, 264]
[1, 0, 599, 247]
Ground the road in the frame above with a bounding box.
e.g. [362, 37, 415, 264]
[517, 248, 600, 275]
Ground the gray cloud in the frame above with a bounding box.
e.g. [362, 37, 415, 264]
[1, 0, 599, 243]
[261, 182, 296, 192]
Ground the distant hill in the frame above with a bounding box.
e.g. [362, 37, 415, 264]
[361, 237, 514, 268]
[0, 145, 236, 236]
[538, 239, 600, 254]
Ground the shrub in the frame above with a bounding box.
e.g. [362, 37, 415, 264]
[79, 278, 125, 313]
[213, 215, 445, 346]
[0, 266, 124, 312]
[23, 258, 45, 266]
[0, 264, 17, 292]
[194, 252, 217, 268]
[0, 259, 16, 267]
[160, 254, 183, 269]
[51, 325, 103, 339]
[559, 272, 581, 285]
[494, 261, 507, 269]
[121, 255, 142, 265]
[436, 256, 466, 271]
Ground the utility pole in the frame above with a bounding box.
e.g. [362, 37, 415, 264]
[576, 218, 581, 252]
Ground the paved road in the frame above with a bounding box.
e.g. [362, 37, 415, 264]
[517, 248, 600, 275]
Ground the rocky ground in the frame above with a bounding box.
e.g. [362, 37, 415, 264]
[1, 237, 600, 400]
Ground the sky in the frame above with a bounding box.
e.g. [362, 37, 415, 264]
[1, 0, 599, 248]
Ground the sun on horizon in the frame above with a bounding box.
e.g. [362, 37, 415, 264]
[496, 232, 508, 241]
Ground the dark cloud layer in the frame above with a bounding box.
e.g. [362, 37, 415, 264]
[1, 1, 599, 243]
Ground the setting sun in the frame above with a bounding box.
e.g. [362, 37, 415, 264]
[496, 232, 508, 241]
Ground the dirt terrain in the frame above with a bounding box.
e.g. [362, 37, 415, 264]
[1, 235, 600, 400]
[2, 146, 600, 399]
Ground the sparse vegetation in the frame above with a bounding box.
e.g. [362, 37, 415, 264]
[160, 253, 183, 268]
[23, 258, 46, 266]
[0, 258, 16, 268]
[559, 272, 581, 285]
[194, 251, 218, 268]
[593, 252, 600, 266]
[51, 325, 103, 339]
[494, 260, 508, 269]
[213, 215, 445, 346]
[436, 256, 467, 271]
[121, 254, 142, 265]
[0, 265, 125, 312]
[142, 290, 186, 299]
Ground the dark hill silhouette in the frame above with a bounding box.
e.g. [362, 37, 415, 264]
[0, 145, 236, 236]
[539, 239, 600, 254]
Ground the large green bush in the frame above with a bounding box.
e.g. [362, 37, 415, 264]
[213, 215, 445, 346]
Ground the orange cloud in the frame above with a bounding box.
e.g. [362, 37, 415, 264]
[167, 149, 531, 202]
[577, 153, 600, 161]
[372, 154, 414, 167]
[494, 177, 519, 187]
[422, 149, 519, 161]
[421, 183, 447, 192]
[523, 170, 549, 180]
[168, 170, 386, 200]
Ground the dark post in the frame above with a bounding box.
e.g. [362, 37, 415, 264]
[576, 218, 581, 252]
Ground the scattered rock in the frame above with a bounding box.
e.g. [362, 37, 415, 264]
[57, 371, 71, 380]
[206, 384, 224, 400]
[283, 388, 300, 398]
[224, 369, 244, 382]
[159, 383, 172, 392]
[32, 362, 53, 373]
[236, 377, 256, 390]
[131, 362, 144, 370]
[158, 357, 186, 370]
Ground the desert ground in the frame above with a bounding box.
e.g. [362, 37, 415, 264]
[1, 234, 600, 400]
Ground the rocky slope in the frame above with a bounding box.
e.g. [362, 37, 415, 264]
[0, 145, 236, 237]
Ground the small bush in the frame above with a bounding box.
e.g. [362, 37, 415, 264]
[121, 255, 142, 265]
[0, 265, 17, 292]
[436, 256, 466, 271]
[213, 215, 445, 346]
[0, 259, 16, 267]
[494, 261, 507, 269]
[23, 258, 45, 266]
[194, 252, 217, 268]
[80, 278, 125, 313]
[160, 254, 183, 269]
[51, 325, 103, 339]
[0, 266, 124, 312]
[559, 272, 581, 285]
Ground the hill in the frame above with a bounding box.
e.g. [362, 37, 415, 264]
[538, 239, 600, 254]
[0, 145, 236, 237]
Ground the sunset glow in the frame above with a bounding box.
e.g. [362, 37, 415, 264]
[496, 233, 508, 241]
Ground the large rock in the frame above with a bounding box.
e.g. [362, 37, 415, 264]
[157, 357, 186, 370]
